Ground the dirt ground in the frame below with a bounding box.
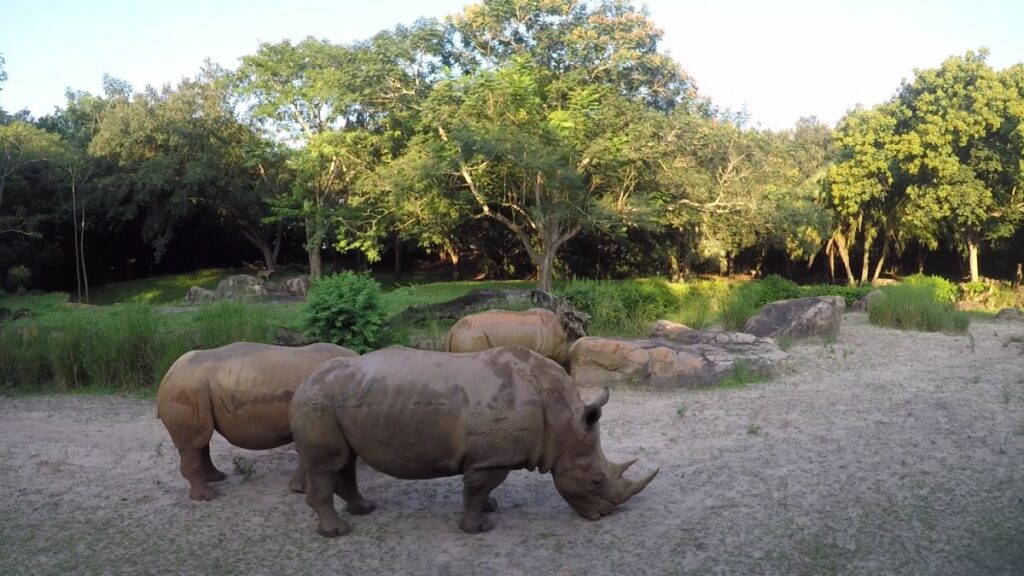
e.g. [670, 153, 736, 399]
[2, 312, 1023, 575]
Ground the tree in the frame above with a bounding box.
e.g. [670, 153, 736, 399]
[896, 50, 1024, 282]
[0, 121, 62, 237]
[410, 0, 692, 290]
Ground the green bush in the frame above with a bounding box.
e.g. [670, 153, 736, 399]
[869, 284, 969, 333]
[903, 274, 958, 303]
[799, 284, 872, 307]
[4, 265, 32, 293]
[557, 278, 682, 336]
[303, 272, 386, 353]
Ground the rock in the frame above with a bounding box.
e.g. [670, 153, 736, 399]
[851, 290, 885, 312]
[570, 333, 787, 389]
[743, 296, 845, 339]
[185, 286, 218, 303]
[995, 307, 1024, 322]
[274, 328, 315, 347]
[411, 338, 446, 351]
[955, 301, 986, 312]
[282, 275, 311, 298]
[215, 275, 267, 299]
[0, 307, 33, 322]
[650, 320, 691, 339]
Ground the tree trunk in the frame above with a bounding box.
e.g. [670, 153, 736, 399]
[833, 231, 856, 286]
[537, 249, 556, 292]
[967, 239, 980, 283]
[80, 197, 89, 303]
[443, 243, 461, 281]
[916, 250, 926, 275]
[393, 236, 402, 280]
[271, 222, 283, 265]
[859, 234, 873, 286]
[70, 178, 82, 303]
[871, 234, 890, 284]
[306, 215, 322, 280]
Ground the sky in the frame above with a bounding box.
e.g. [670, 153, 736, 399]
[1, 0, 1022, 130]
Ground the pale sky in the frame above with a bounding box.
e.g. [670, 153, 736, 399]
[1, 0, 1021, 130]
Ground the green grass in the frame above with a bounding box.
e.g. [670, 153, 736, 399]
[381, 280, 535, 318]
[869, 284, 970, 333]
[89, 268, 237, 305]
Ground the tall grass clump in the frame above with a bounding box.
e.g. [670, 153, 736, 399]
[195, 300, 275, 349]
[0, 326, 51, 388]
[303, 272, 386, 353]
[47, 316, 89, 388]
[869, 284, 969, 333]
[902, 273, 959, 303]
[79, 304, 160, 390]
[557, 278, 682, 336]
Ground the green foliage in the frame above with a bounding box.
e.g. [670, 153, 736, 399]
[869, 284, 969, 333]
[3, 265, 32, 293]
[903, 274, 959, 303]
[380, 280, 534, 318]
[718, 275, 800, 331]
[303, 272, 386, 352]
[195, 300, 275, 349]
[557, 278, 685, 336]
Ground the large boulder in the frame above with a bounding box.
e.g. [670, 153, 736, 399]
[282, 275, 311, 298]
[215, 275, 267, 299]
[650, 320, 691, 339]
[743, 295, 845, 339]
[850, 290, 885, 313]
[995, 307, 1024, 322]
[570, 333, 787, 389]
[185, 286, 218, 303]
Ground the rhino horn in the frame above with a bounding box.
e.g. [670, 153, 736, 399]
[585, 387, 609, 412]
[612, 467, 659, 504]
[611, 459, 637, 478]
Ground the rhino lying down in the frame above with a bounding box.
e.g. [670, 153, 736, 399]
[156, 342, 357, 500]
[290, 345, 657, 537]
[446, 308, 572, 366]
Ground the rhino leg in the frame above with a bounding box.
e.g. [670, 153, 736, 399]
[335, 459, 376, 515]
[459, 468, 509, 534]
[306, 471, 352, 537]
[201, 444, 226, 483]
[288, 466, 306, 494]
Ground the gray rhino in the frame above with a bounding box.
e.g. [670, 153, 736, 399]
[157, 342, 358, 501]
[290, 345, 657, 537]
[446, 308, 572, 366]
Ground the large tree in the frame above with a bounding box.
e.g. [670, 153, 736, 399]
[409, 0, 692, 290]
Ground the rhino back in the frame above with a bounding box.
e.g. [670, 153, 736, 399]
[194, 342, 355, 449]
[329, 347, 549, 479]
[447, 309, 567, 359]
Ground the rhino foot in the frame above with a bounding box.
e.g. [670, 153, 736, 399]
[459, 514, 495, 534]
[316, 519, 353, 538]
[482, 497, 498, 513]
[345, 499, 377, 515]
[204, 469, 227, 483]
[189, 484, 218, 501]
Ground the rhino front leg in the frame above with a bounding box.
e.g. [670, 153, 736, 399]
[459, 468, 510, 534]
[335, 459, 376, 515]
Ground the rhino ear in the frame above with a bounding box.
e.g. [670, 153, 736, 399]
[583, 387, 609, 429]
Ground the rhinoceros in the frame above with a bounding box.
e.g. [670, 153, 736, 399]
[156, 342, 358, 501]
[446, 308, 572, 366]
[290, 345, 657, 537]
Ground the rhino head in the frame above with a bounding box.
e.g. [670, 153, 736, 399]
[550, 388, 658, 519]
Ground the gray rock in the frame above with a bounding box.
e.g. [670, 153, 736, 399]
[282, 275, 311, 298]
[851, 290, 885, 312]
[274, 328, 315, 347]
[995, 307, 1024, 322]
[650, 320, 691, 339]
[185, 286, 218, 303]
[570, 333, 787, 389]
[743, 295, 845, 339]
[215, 275, 267, 299]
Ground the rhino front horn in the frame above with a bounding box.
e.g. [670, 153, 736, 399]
[614, 468, 659, 504]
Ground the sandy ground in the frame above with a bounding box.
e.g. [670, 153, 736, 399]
[2, 312, 1024, 575]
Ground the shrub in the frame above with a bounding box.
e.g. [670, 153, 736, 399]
[869, 284, 969, 333]
[4, 265, 32, 293]
[903, 274, 958, 303]
[557, 278, 681, 336]
[303, 272, 386, 353]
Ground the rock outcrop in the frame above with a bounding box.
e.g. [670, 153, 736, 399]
[743, 296, 845, 339]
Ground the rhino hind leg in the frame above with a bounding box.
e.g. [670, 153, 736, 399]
[201, 444, 226, 483]
[335, 459, 376, 515]
[306, 471, 352, 537]
[459, 468, 510, 534]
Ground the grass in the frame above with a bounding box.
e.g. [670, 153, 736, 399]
[868, 284, 970, 333]
[713, 359, 773, 390]
[380, 280, 535, 318]
[89, 268, 237, 305]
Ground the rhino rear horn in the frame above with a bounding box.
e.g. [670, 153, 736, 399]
[583, 387, 609, 428]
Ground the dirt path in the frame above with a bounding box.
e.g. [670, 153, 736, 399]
[2, 313, 1023, 575]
